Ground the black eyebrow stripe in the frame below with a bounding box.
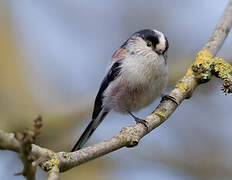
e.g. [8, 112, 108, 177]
[134, 29, 160, 48]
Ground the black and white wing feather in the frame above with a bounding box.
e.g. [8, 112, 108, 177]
[92, 60, 122, 119]
[71, 59, 123, 151]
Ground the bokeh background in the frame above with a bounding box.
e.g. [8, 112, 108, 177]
[1, 0, 232, 179]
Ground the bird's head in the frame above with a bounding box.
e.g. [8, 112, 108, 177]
[126, 29, 169, 59]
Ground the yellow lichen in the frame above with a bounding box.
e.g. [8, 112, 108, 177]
[213, 57, 232, 79]
[46, 149, 54, 154]
[41, 154, 60, 172]
[181, 50, 213, 80]
[155, 111, 166, 122]
[175, 81, 188, 94]
[185, 49, 232, 82]
[175, 49, 232, 94]
[195, 49, 212, 65]
[191, 50, 214, 82]
[186, 67, 194, 76]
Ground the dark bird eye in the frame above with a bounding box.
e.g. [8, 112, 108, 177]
[146, 41, 152, 47]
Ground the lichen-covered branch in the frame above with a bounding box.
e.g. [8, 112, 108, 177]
[0, 0, 232, 178]
[42, 0, 232, 172]
[47, 166, 60, 180]
[184, 49, 232, 93]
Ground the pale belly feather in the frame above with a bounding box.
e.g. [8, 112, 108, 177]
[103, 55, 168, 113]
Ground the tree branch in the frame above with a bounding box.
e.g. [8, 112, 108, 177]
[47, 166, 60, 180]
[49, 0, 232, 172]
[0, 0, 232, 177]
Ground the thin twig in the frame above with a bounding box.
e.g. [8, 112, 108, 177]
[14, 116, 42, 180]
[0, 0, 232, 175]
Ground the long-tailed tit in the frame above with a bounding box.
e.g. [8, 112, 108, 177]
[72, 29, 171, 152]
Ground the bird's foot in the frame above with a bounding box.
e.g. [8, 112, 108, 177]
[134, 117, 148, 129]
[127, 111, 148, 130]
[161, 94, 178, 106]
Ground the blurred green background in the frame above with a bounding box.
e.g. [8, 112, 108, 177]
[0, 0, 232, 179]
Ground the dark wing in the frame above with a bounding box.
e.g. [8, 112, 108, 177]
[72, 61, 123, 151]
[71, 47, 127, 151]
[92, 59, 123, 120]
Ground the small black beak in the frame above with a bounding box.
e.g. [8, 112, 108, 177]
[156, 50, 163, 55]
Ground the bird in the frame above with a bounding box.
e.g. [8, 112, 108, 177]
[72, 29, 171, 152]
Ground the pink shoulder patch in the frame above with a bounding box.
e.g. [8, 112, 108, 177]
[111, 47, 128, 62]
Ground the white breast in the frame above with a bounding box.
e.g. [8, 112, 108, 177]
[103, 54, 168, 113]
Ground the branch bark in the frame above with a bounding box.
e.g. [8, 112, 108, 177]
[47, 167, 59, 180]
[0, 0, 232, 178]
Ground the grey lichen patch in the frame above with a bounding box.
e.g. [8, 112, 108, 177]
[216, 25, 230, 35]
[119, 126, 142, 147]
[61, 152, 71, 161]
[192, 63, 212, 82]
[221, 77, 232, 94]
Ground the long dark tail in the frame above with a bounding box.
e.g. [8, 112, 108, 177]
[71, 111, 108, 152]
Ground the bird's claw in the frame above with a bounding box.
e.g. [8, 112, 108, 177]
[134, 117, 148, 130]
[161, 95, 178, 106]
